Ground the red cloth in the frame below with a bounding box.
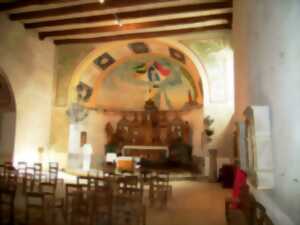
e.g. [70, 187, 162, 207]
[231, 168, 247, 208]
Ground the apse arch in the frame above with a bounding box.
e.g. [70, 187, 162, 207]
[0, 67, 16, 163]
[67, 39, 209, 109]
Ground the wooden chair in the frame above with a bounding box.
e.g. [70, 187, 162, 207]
[17, 161, 27, 175]
[25, 192, 47, 225]
[149, 176, 169, 208]
[0, 167, 18, 225]
[40, 182, 65, 224]
[69, 185, 90, 225]
[33, 163, 44, 191]
[116, 176, 144, 201]
[156, 171, 172, 198]
[23, 167, 35, 193]
[48, 162, 59, 191]
[89, 186, 113, 225]
[65, 183, 89, 225]
[91, 176, 110, 191]
[77, 175, 89, 185]
[112, 194, 146, 225]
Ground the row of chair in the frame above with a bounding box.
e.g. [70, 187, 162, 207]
[0, 161, 173, 225]
[0, 161, 60, 225]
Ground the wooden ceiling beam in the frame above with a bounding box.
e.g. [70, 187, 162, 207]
[24, 1, 232, 29]
[54, 23, 231, 45]
[39, 13, 232, 40]
[9, 0, 178, 20]
[0, 0, 81, 11]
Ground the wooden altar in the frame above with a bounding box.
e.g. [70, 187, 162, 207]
[105, 99, 192, 161]
[122, 145, 169, 161]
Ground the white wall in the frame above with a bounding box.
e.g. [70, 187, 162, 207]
[0, 14, 55, 164]
[233, 1, 300, 224]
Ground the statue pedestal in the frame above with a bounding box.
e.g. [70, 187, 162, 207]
[82, 153, 92, 171]
[82, 144, 93, 171]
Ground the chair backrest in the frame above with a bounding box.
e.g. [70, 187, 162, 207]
[48, 162, 59, 187]
[40, 182, 56, 197]
[1, 167, 18, 191]
[65, 183, 88, 204]
[26, 192, 45, 207]
[77, 175, 89, 187]
[65, 183, 88, 218]
[49, 162, 59, 168]
[24, 167, 35, 193]
[17, 162, 27, 178]
[112, 193, 144, 225]
[156, 171, 170, 182]
[33, 163, 43, 181]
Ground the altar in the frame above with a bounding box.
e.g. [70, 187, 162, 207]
[122, 145, 169, 161]
[105, 99, 192, 164]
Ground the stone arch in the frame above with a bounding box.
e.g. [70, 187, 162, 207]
[0, 67, 16, 163]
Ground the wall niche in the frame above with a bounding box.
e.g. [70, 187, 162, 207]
[244, 105, 274, 190]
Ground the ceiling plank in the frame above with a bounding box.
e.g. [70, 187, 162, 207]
[39, 13, 232, 40]
[24, 1, 232, 29]
[9, 0, 178, 20]
[0, 0, 82, 11]
[54, 23, 231, 45]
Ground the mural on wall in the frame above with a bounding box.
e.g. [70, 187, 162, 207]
[85, 55, 200, 111]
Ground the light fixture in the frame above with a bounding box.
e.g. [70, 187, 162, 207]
[114, 13, 122, 27]
[98, 0, 105, 4]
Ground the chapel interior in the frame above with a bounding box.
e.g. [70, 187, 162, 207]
[0, 0, 299, 225]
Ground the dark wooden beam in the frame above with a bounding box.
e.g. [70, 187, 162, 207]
[24, 1, 232, 29]
[54, 23, 231, 45]
[39, 13, 232, 40]
[0, 0, 81, 11]
[9, 0, 178, 20]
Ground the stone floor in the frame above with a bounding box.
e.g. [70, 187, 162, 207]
[147, 181, 231, 225]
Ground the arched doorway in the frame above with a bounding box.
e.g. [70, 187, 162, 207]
[0, 69, 16, 163]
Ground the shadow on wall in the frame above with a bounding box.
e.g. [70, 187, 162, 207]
[0, 68, 16, 163]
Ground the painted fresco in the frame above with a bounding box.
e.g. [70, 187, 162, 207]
[91, 55, 199, 110]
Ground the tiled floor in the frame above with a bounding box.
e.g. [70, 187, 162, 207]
[147, 181, 231, 225]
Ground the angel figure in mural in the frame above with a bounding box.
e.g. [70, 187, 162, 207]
[133, 61, 171, 84]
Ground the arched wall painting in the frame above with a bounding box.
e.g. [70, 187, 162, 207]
[72, 41, 204, 111]
[87, 55, 199, 111]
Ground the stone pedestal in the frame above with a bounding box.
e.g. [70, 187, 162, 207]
[208, 149, 218, 182]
